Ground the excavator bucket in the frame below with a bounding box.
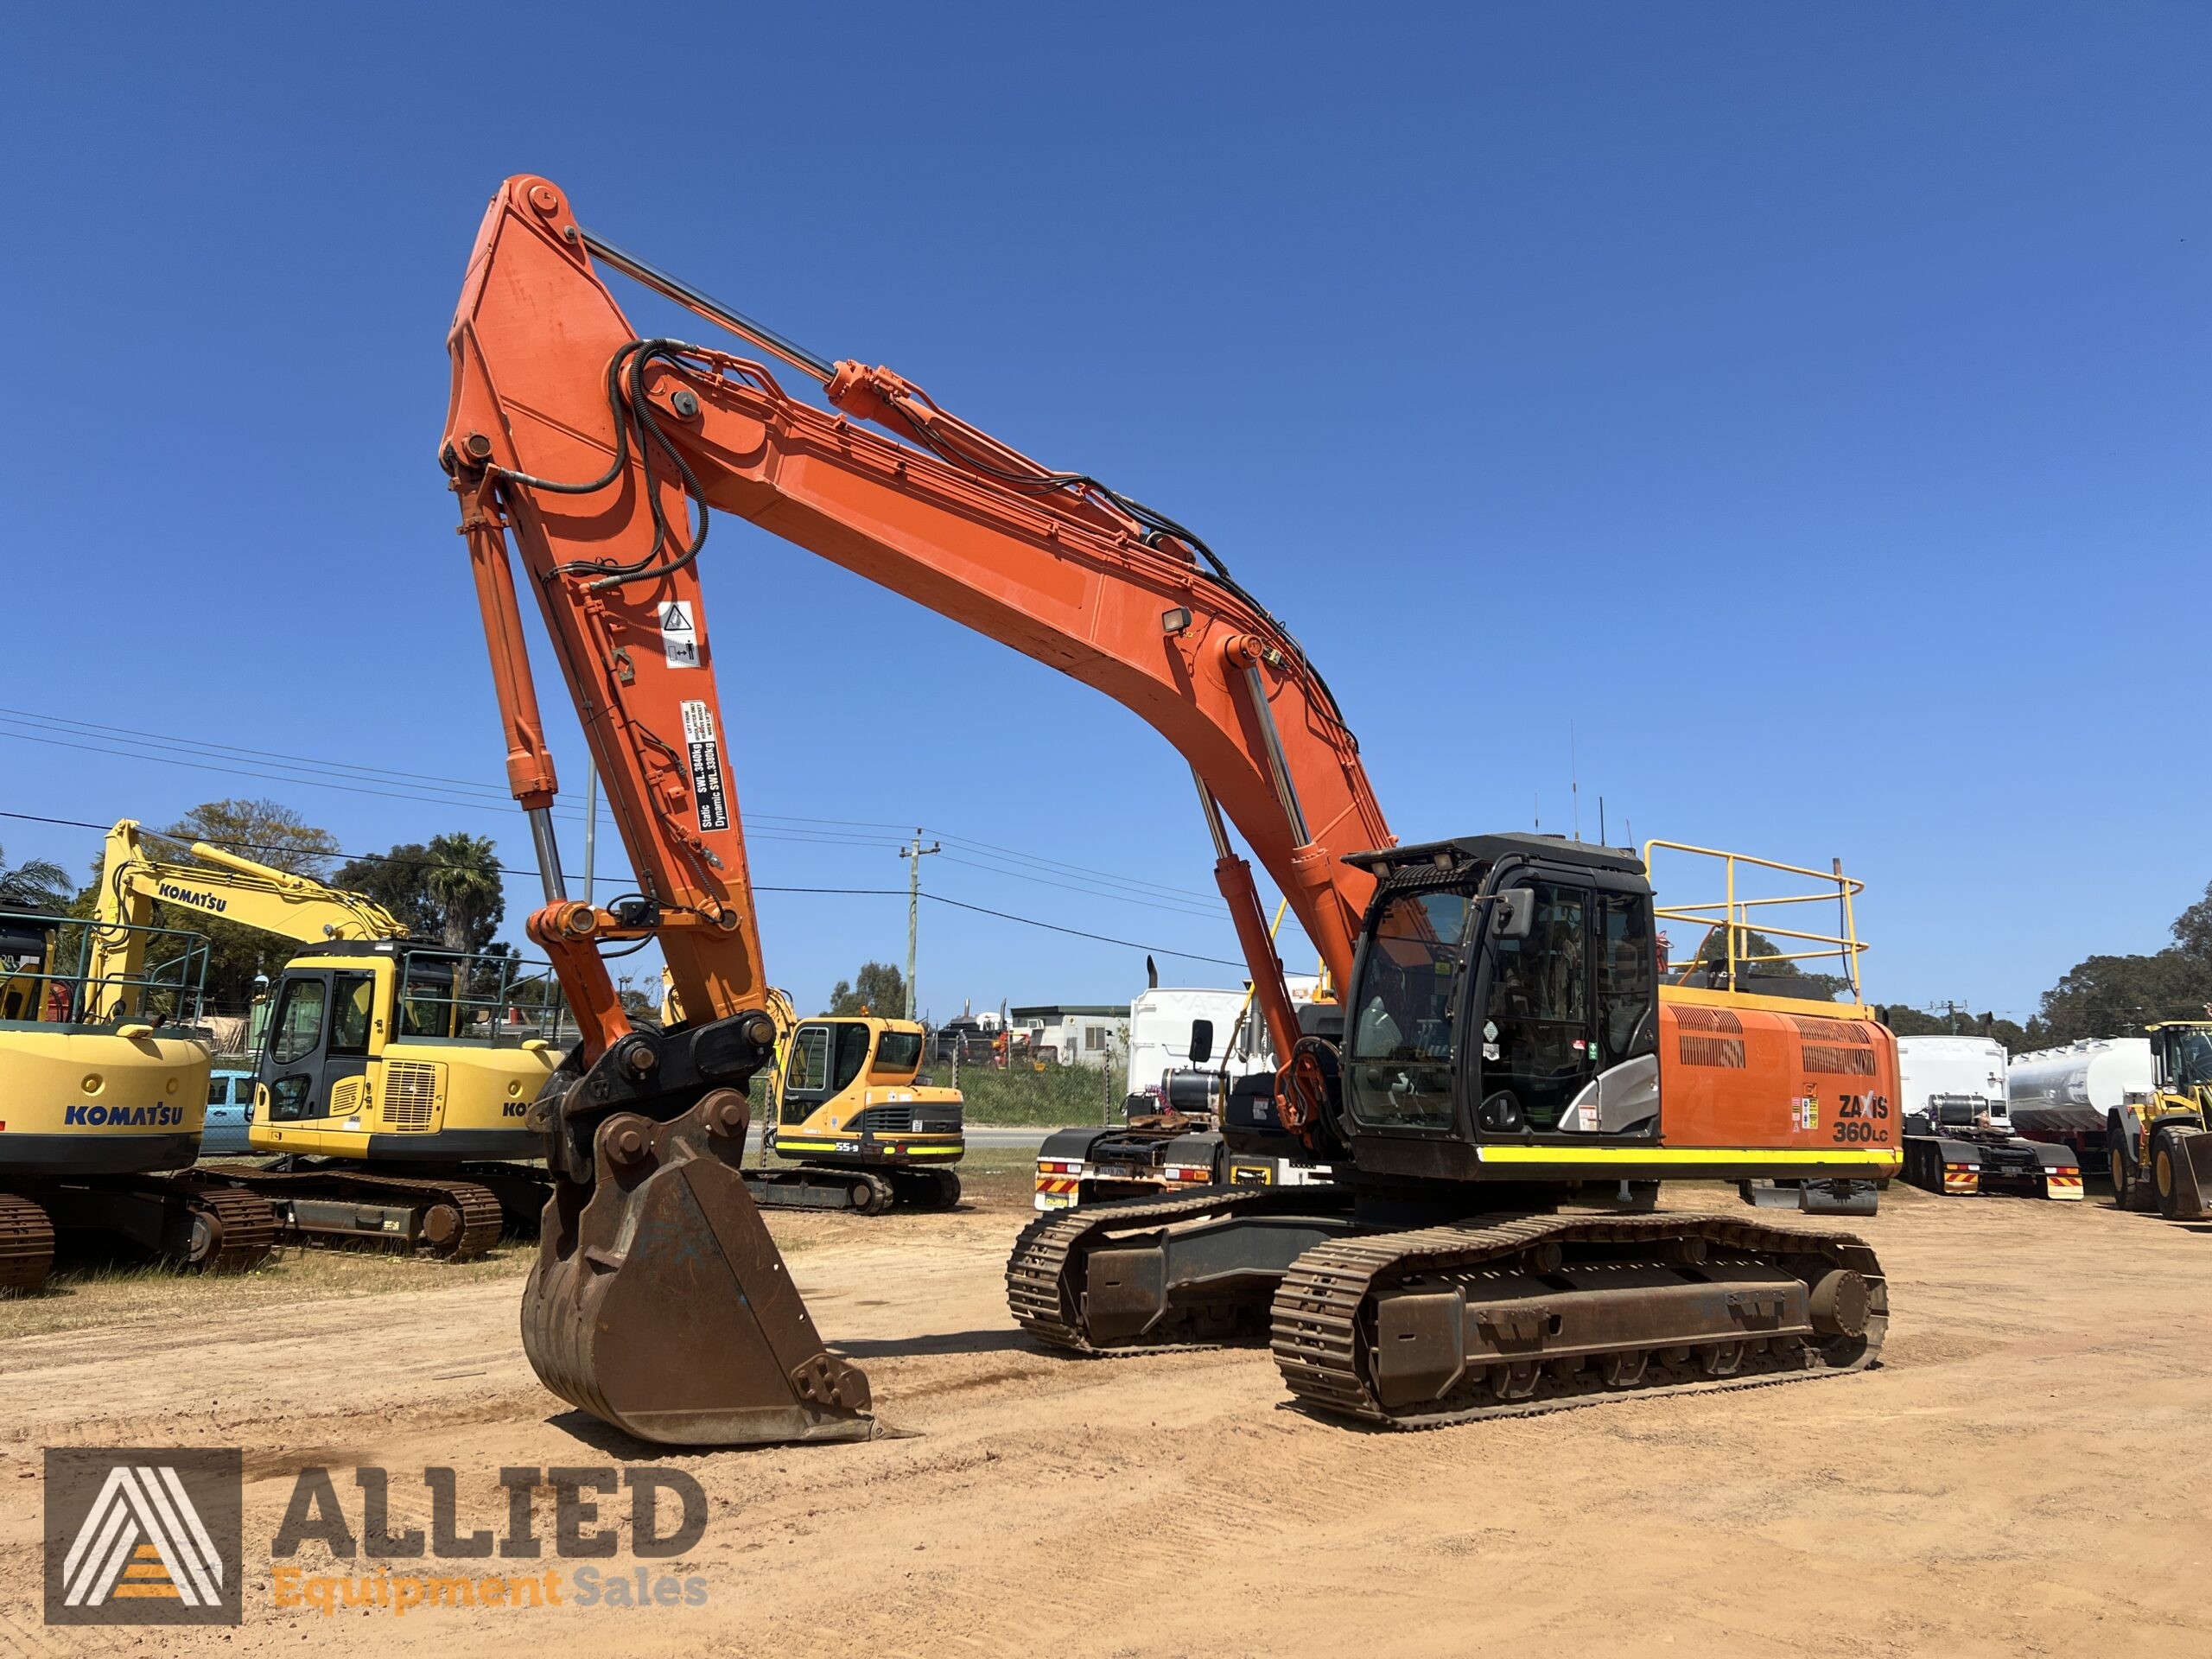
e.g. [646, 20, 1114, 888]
[520, 1087, 874, 1446]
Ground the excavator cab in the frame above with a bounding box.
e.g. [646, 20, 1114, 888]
[1320, 836, 1659, 1174]
[768, 1016, 963, 1209]
[252, 943, 560, 1160]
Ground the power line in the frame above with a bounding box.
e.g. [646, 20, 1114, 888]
[0, 708, 1231, 920]
[0, 810, 1249, 969]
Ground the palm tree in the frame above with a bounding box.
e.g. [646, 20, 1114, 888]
[423, 835, 504, 1038]
[0, 845, 73, 912]
[424, 833, 504, 951]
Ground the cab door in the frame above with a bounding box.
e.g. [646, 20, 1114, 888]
[1474, 879, 1657, 1137]
[779, 1021, 874, 1128]
[1476, 880, 1599, 1132]
[257, 969, 377, 1123]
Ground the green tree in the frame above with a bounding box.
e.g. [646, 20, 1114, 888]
[421, 834, 505, 953]
[332, 842, 443, 939]
[130, 800, 341, 1013]
[828, 961, 906, 1017]
[0, 845, 72, 912]
[333, 837, 505, 950]
[2170, 880, 2212, 964]
[1880, 1002, 2031, 1051]
[146, 798, 337, 875]
[2024, 950, 2212, 1049]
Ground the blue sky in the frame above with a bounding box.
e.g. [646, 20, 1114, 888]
[2, 4, 2204, 1023]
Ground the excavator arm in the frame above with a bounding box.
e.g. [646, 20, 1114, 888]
[84, 820, 407, 1016]
[442, 175, 1396, 1446]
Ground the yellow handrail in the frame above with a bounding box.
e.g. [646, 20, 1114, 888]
[1643, 840, 1866, 1001]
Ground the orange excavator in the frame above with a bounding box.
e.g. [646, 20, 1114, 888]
[442, 175, 1896, 1446]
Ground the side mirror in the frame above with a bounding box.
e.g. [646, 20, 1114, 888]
[1492, 888, 1536, 941]
[1189, 1018, 1214, 1066]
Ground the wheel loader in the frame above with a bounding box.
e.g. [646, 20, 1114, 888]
[2107, 1020, 2212, 1219]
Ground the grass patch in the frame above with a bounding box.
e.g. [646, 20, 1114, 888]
[936, 1061, 1127, 1128]
[0, 1241, 534, 1343]
[0, 1146, 1049, 1344]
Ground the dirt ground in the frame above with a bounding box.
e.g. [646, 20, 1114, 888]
[1, 1170, 2208, 1658]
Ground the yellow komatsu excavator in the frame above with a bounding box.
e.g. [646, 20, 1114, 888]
[0, 893, 277, 1290]
[661, 970, 962, 1211]
[93, 820, 562, 1255]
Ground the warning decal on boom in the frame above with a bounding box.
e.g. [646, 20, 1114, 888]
[680, 700, 729, 831]
[659, 601, 699, 668]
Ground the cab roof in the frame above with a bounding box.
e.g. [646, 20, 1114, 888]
[1344, 834, 1646, 881]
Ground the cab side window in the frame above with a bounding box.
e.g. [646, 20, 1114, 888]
[832, 1024, 872, 1092]
[270, 979, 326, 1067]
[786, 1026, 830, 1095]
[1482, 883, 1593, 1131]
[1597, 892, 1655, 1067]
[329, 974, 375, 1057]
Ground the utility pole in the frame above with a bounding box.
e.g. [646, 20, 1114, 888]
[897, 830, 942, 1020]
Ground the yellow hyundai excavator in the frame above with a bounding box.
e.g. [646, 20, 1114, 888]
[662, 969, 962, 1211]
[0, 894, 276, 1290]
[93, 820, 561, 1254]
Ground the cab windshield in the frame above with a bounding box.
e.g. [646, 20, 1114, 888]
[2169, 1027, 2212, 1090]
[1346, 889, 1467, 1128]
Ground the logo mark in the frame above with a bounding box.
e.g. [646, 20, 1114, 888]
[44, 1449, 241, 1625]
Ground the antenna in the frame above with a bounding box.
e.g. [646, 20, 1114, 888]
[1599, 795, 1606, 847]
[1533, 792, 1540, 832]
[1570, 721, 1580, 842]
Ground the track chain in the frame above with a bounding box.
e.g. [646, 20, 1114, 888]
[202, 1166, 505, 1259]
[0, 1193, 56, 1294]
[747, 1166, 899, 1215]
[1271, 1211, 1886, 1429]
[1006, 1185, 1344, 1356]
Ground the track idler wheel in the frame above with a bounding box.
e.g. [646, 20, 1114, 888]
[422, 1203, 467, 1255]
[521, 1087, 874, 1446]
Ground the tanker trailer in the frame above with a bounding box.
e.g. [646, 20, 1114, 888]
[2005, 1038, 2152, 1161]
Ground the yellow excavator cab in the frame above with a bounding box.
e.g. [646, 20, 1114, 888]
[746, 1014, 964, 1213]
[772, 1015, 963, 1162]
[251, 942, 560, 1162]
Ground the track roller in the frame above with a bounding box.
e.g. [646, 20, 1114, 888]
[890, 1166, 961, 1211]
[202, 1165, 505, 1259]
